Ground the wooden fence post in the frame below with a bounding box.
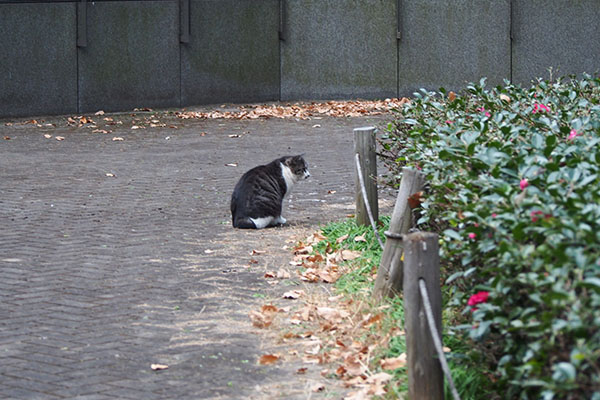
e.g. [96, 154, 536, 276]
[353, 126, 378, 227]
[372, 168, 425, 299]
[403, 232, 444, 400]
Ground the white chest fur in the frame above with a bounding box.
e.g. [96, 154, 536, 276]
[280, 162, 296, 198]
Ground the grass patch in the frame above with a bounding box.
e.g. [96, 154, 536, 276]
[310, 216, 495, 399]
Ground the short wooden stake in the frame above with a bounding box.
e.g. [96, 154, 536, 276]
[373, 168, 425, 299]
[403, 232, 444, 400]
[353, 126, 378, 227]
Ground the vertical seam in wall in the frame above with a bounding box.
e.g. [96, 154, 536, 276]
[76, 2, 80, 113]
[278, 0, 282, 102]
[397, 0, 400, 98]
[509, 0, 513, 83]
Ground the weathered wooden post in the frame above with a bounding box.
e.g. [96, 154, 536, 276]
[373, 168, 425, 298]
[403, 232, 444, 400]
[353, 126, 378, 227]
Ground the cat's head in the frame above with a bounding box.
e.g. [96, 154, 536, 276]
[284, 155, 310, 181]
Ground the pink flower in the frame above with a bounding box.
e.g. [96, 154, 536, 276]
[520, 179, 529, 191]
[468, 233, 476, 240]
[446, 120, 454, 124]
[468, 291, 489, 306]
[491, 213, 498, 218]
[478, 107, 491, 117]
[568, 129, 578, 140]
[530, 210, 544, 222]
[532, 103, 550, 113]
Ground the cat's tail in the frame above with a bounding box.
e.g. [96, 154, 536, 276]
[233, 217, 257, 229]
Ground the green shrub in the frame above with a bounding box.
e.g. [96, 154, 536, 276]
[379, 75, 600, 399]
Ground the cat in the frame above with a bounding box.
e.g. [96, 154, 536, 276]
[231, 155, 310, 229]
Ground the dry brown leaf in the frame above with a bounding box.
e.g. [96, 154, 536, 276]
[354, 235, 367, 243]
[380, 353, 407, 370]
[407, 191, 424, 209]
[258, 354, 280, 365]
[296, 367, 308, 374]
[336, 234, 349, 244]
[341, 250, 361, 261]
[448, 91, 457, 102]
[311, 383, 325, 393]
[251, 249, 266, 255]
[282, 290, 304, 299]
[276, 268, 291, 279]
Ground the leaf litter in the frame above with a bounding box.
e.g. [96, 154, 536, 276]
[249, 230, 407, 399]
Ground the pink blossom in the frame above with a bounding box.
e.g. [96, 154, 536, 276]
[468, 291, 489, 306]
[568, 129, 578, 140]
[468, 233, 476, 240]
[532, 103, 550, 113]
[478, 107, 491, 117]
[491, 213, 498, 218]
[520, 179, 529, 191]
[530, 210, 544, 222]
[446, 120, 454, 124]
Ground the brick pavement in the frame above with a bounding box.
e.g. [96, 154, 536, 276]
[0, 111, 393, 399]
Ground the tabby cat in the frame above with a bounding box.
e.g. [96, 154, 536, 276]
[231, 155, 310, 229]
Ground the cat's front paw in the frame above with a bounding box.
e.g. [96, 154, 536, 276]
[275, 216, 287, 225]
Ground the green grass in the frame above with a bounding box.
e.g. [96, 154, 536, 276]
[313, 217, 495, 399]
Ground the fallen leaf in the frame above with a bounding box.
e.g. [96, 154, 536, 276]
[276, 268, 291, 279]
[55, 136, 65, 141]
[296, 367, 308, 374]
[131, 125, 141, 130]
[336, 234, 349, 244]
[251, 249, 266, 255]
[258, 354, 280, 365]
[312, 124, 321, 128]
[44, 134, 52, 139]
[448, 91, 457, 102]
[283, 290, 304, 299]
[150, 364, 169, 370]
[311, 383, 325, 392]
[249, 309, 275, 328]
[204, 249, 214, 254]
[112, 137, 124, 141]
[105, 173, 115, 177]
[95, 110, 105, 116]
[407, 191, 424, 209]
[3, 136, 10, 140]
[225, 163, 238, 167]
[327, 190, 337, 194]
[264, 271, 276, 278]
[341, 250, 361, 261]
[354, 234, 367, 243]
[380, 354, 407, 370]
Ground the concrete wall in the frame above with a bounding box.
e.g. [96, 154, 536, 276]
[280, 0, 397, 101]
[512, 0, 600, 85]
[0, 3, 77, 116]
[398, 0, 511, 96]
[0, 0, 598, 117]
[181, 0, 279, 106]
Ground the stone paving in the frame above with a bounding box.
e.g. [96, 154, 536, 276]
[0, 111, 393, 399]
